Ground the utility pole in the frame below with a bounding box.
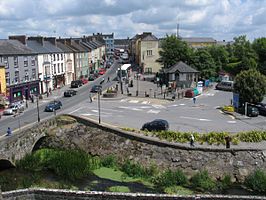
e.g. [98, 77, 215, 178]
[45, 66, 49, 97]
[37, 95, 40, 122]
[98, 89, 101, 124]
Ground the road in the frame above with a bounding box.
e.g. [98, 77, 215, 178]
[0, 61, 121, 136]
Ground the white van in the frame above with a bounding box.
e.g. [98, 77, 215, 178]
[215, 81, 234, 91]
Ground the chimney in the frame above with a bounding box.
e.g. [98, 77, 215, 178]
[28, 36, 44, 46]
[9, 35, 26, 45]
[45, 37, 56, 46]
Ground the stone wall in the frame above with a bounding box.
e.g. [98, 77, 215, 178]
[37, 115, 266, 181]
[2, 189, 266, 200]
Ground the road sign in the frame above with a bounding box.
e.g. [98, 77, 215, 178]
[233, 93, 239, 108]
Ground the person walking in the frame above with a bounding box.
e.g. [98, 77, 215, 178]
[6, 127, 12, 136]
[89, 93, 93, 103]
[107, 76, 110, 82]
[190, 134, 195, 147]
[193, 96, 196, 104]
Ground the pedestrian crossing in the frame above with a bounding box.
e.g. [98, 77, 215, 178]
[120, 99, 151, 104]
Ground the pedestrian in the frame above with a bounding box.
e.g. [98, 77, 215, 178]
[193, 96, 196, 104]
[225, 136, 231, 149]
[6, 127, 12, 136]
[190, 134, 195, 147]
[107, 76, 110, 82]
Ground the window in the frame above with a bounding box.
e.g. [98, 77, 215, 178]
[54, 64, 56, 74]
[5, 72, 10, 85]
[53, 54, 56, 61]
[15, 71, 19, 83]
[31, 56, 35, 66]
[145, 68, 152, 74]
[61, 54, 63, 60]
[32, 69, 36, 80]
[0, 56, 2, 63]
[61, 63, 64, 72]
[14, 56, 18, 67]
[25, 69, 29, 81]
[24, 56, 28, 67]
[4, 57, 8, 69]
[58, 63, 60, 73]
[147, 50, 153, 56]
[57, 54, 59, 61]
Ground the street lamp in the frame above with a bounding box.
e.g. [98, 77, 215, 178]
[119, 68, 123, 94]
[136, 73, 139, 96]
[45, 66, 49, 97]
[36, 95, 40, 122]
[98, 89, 101, 124]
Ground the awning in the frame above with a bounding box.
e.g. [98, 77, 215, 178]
[121, 64, 131, 70]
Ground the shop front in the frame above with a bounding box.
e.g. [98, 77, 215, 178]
[53, 74, 65, 89]
[8, 80, 40, 103]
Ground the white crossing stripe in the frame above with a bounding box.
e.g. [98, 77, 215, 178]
[147, 110, 160, 114]
[129, 100, 139, 103]
[152, 104, 166, 109]
[141, 101, 150, 104]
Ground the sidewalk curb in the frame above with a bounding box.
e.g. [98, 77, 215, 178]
[222, 110, 251, 120]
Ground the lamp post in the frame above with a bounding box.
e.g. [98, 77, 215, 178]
[119, 68, 123, 94]
[45, 66, 49, 97]
[98, 89, 101, 124]
[36, 95, 40, 122]
[136, 73, 139, 96]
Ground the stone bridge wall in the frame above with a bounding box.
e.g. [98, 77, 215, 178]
[2, 189, 266, 200]
[37, 115, 266, 181]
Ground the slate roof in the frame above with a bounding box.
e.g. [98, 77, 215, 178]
[181, 37, 216, 43]
[26, 40, 63, 54]
[114, 39, 130, 45]
[142, 34, 158, 41]
[56, 42, 74, 53]
[164, 61, 199, 73]
[0, 39, 34, 55]
[81, 41, 96, 50]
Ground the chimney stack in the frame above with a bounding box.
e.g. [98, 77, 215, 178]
[9, 35, 27, 45]
[45, 37, 56, 46]
[28, 36, 44, 46]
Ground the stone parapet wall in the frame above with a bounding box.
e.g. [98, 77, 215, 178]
[2, 189, 266, 200]
[37, 115, 266, 181]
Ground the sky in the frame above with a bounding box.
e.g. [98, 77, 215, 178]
[0, 0, 265, 41]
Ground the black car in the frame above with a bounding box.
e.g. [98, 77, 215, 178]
[44, 100, 62, 112]
[71, 80, 83, 88]
[64, 90, 77, 97]
[255, 102, 266, 116]
[90, 85, 102, 93]
[238, 105, 259, 117]
[141, 119, 169, 131]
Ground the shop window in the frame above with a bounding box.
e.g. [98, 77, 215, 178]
[144, 68, 152, 74]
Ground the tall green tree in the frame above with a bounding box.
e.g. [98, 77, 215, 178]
[226, 35, 258, 75]
[191, 49, 216, 79]
[206, 45, 229, 73]
[252, 37, 266, 75]
[157, 35, 193, 68]
[234, 69, 266, 104]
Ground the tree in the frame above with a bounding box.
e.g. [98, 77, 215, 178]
[157, 35, 193, 68]
[234, 69, 266, 104]
[252, 37, 266, 75]
[191, 49, 216, 79]
[206, 45, 229, 73]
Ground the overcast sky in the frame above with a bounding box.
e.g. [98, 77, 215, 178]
[0, 0, 265, 41]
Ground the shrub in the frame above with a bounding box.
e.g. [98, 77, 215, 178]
[244, 169, 266, 194]
[191, 170, 216, 191]
[153, 169, 188, 189]
[101, 155, 118, 168]
[217, 174, 232, 191]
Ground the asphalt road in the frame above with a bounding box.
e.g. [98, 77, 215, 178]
[0, 60, 121, 136]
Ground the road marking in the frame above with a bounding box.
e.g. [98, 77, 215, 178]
[120, 99, 127, 102]
[152, 104, 166, 109]
[140, 106, 152, 109]
[227, 121, 236, 124]
[118, 106, 143, 111]
[141, 101, 150, 104]
[101, 108, 123, 112]
[180, 116, 212, 122]
[129, 100, 139, 103]
[147, 110, 160, 114]
[179, 103, 186, 106]
[69, 107, 84, 114]
[168, 104, 178, 107]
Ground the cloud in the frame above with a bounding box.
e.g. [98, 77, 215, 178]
[0, 0, 265, 41]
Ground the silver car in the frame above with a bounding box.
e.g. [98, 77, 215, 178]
[3, 102, 24, 115]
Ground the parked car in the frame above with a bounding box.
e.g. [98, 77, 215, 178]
[44, 100, 62, 112]
[215, 81, 234, 91]
[98, 68, 106, 75]
[238, 105, 259, 117]
[90, 85, 102, 93]
[255, 102, 266, 116]
[3, 102, 24, 115]
[81, 78, 88, 84]
[64, 90, 77, 97]
[71, 80, 83, 88]
[141, 119, 169, 131]
[185, 89, 194, 98]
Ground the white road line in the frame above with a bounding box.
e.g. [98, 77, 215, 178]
[141, 101, 150, 104]
[101, 108, 123, 112]
[129, 100, 139, 103]
[120, 99, 127, 102]
[168, 104, 178, 107]
[118, 106, 143, 111]
[180, 116, 212, 122]
[227, 121, 236, 123]
[69, 107, 84, 114]
[152, 104, 166, 109]
[140, 106, 152, 109]
[179, 103, 185, 106]
[147, 110, 160, 114]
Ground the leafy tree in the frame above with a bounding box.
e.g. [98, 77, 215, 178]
[226, 36, 258, 76]
[206, 45, 229, 73]
[191, 49, 216, 79]
[157, 35, 193, 68]
[252, 37, 266, 75]
[234, 69, 266, 104]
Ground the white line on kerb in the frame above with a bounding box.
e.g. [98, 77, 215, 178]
[180, 116, 212, 122]
[69, 107, 84, 114]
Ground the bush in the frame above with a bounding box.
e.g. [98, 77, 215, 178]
[244, 169, 266, 194]
[101, 155, 118, 168]
[153, 169, 188, 189]
[191, 170, 216, 191]
[217, 174, 232, 191]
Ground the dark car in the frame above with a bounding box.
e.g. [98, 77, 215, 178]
[90, 85, 102, 93]
[255, 102, 266, 116]
[238, 105, 259, 117]
[64, 90, 77, 97]
[44, 100, 62, 112]
[141, 119, 169, 131]
[71, 80, 83, 88]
